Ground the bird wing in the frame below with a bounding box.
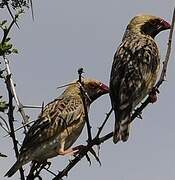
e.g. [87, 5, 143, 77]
[110, 35, 159, 111]
[21, 94, 84, 151]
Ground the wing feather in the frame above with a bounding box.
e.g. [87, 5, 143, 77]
[110, 35, 159, 111]
[21, 94, 83, 151]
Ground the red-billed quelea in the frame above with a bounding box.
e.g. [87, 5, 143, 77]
[5, 78, 109, 177]
[110, 14, 170, 143]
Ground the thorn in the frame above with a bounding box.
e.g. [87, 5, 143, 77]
[30, 0, 35, 21]
[89, 148, 102, 166]
[0, 152, 7, 157]
[41, 101, 44, 115]
[68, 159, 72, 163]
[134, 110, 142, 119]
[97, 145, 100, 157]
[65, 171, 68, 177]
[85, 154, 91, 166]
[156, 88, 160, 94]
[137, 114, 143, 119]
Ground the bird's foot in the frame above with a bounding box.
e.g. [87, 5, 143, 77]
[72, 145, 86, 156]
[57, 145, 86, 156]
[73, 145, 101, 166]
[148, 87, 159, 103]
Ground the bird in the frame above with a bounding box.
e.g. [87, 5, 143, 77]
[110, 14, 171, 144]
[5, 78, 109, 177]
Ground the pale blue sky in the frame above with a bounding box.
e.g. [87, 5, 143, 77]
[0, 0, 175, 179]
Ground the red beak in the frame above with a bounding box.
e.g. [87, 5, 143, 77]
[160, 19, 171, 30]
[100, 83, 109, 93]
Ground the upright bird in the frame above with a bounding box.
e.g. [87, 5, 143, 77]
[5, 78, 109, 177]
[110, 14, 170, 144]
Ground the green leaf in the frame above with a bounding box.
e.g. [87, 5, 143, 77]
[0, 70, 4, 78]
[11, 48, 18, 54]
[3, 43, 12, 51]
[0, 20, 7, 29]
[5, 37, 11, 42]
[0, 100, 8, 112]
[1, 20, 7, 26]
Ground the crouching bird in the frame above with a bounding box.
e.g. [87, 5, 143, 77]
[5, 78, 109, 177]
[110, 14, 171, 143]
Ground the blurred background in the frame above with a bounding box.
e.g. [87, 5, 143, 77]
[0, 0, 175, 179]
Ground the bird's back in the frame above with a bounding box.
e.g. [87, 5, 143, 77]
[110, 32, 160, 110]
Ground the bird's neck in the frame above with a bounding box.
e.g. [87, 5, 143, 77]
[123, 29, 154, 41]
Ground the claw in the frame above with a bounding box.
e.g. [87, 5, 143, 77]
[72, 145, 86, 156]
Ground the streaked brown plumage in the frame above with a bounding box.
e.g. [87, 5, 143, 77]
[110, 14, 170, 143]
[5, 78, 109, 177]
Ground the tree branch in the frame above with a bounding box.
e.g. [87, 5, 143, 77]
[53, 8, 175, 180]
[1, 13, 29, 133]
[0, 115, 10, 134]
[5, 74, 25, 180]
[156, 7, 175, 88]
[3, 56, 29, 133]
[78, 68, 92, 142]
[4, 1, 20, 29]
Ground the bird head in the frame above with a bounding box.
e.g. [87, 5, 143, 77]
[127, 14, 171, 38]
[81, 78, 109, 103]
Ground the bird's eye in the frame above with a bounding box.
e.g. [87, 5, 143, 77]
[150, 19, 160, 27]
[89, 83, 97, 89]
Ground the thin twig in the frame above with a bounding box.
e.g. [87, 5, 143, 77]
[29, 0, 35, 21]
[0, 114, 10, 131]
[4, 120, 36, 137]
[0, 120, 10, 134]
[78, 68, 92, 142]
[3, 56, 29, 133]
[27, 160, 53, 179]
[57, 82, 77, 89]
[1, 15, 29, 133]
[5, 75, 25, 180]
[96, 108, 113, 138]
[22, 105, 42, 109]
[1, 17, 16, 45]
[156, 7, 175, 88]
[12, 119, 35, 134]
[5, 1, 20, 29]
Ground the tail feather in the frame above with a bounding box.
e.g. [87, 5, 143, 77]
[120, 118, 130, 142]
[113, 110, 130, 144]
[113, 114, 120, 144]
[5, 160, 23, 177]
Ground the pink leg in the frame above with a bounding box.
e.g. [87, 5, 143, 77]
[57, 145, 85, 156]
[148, 87, 159, 103]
